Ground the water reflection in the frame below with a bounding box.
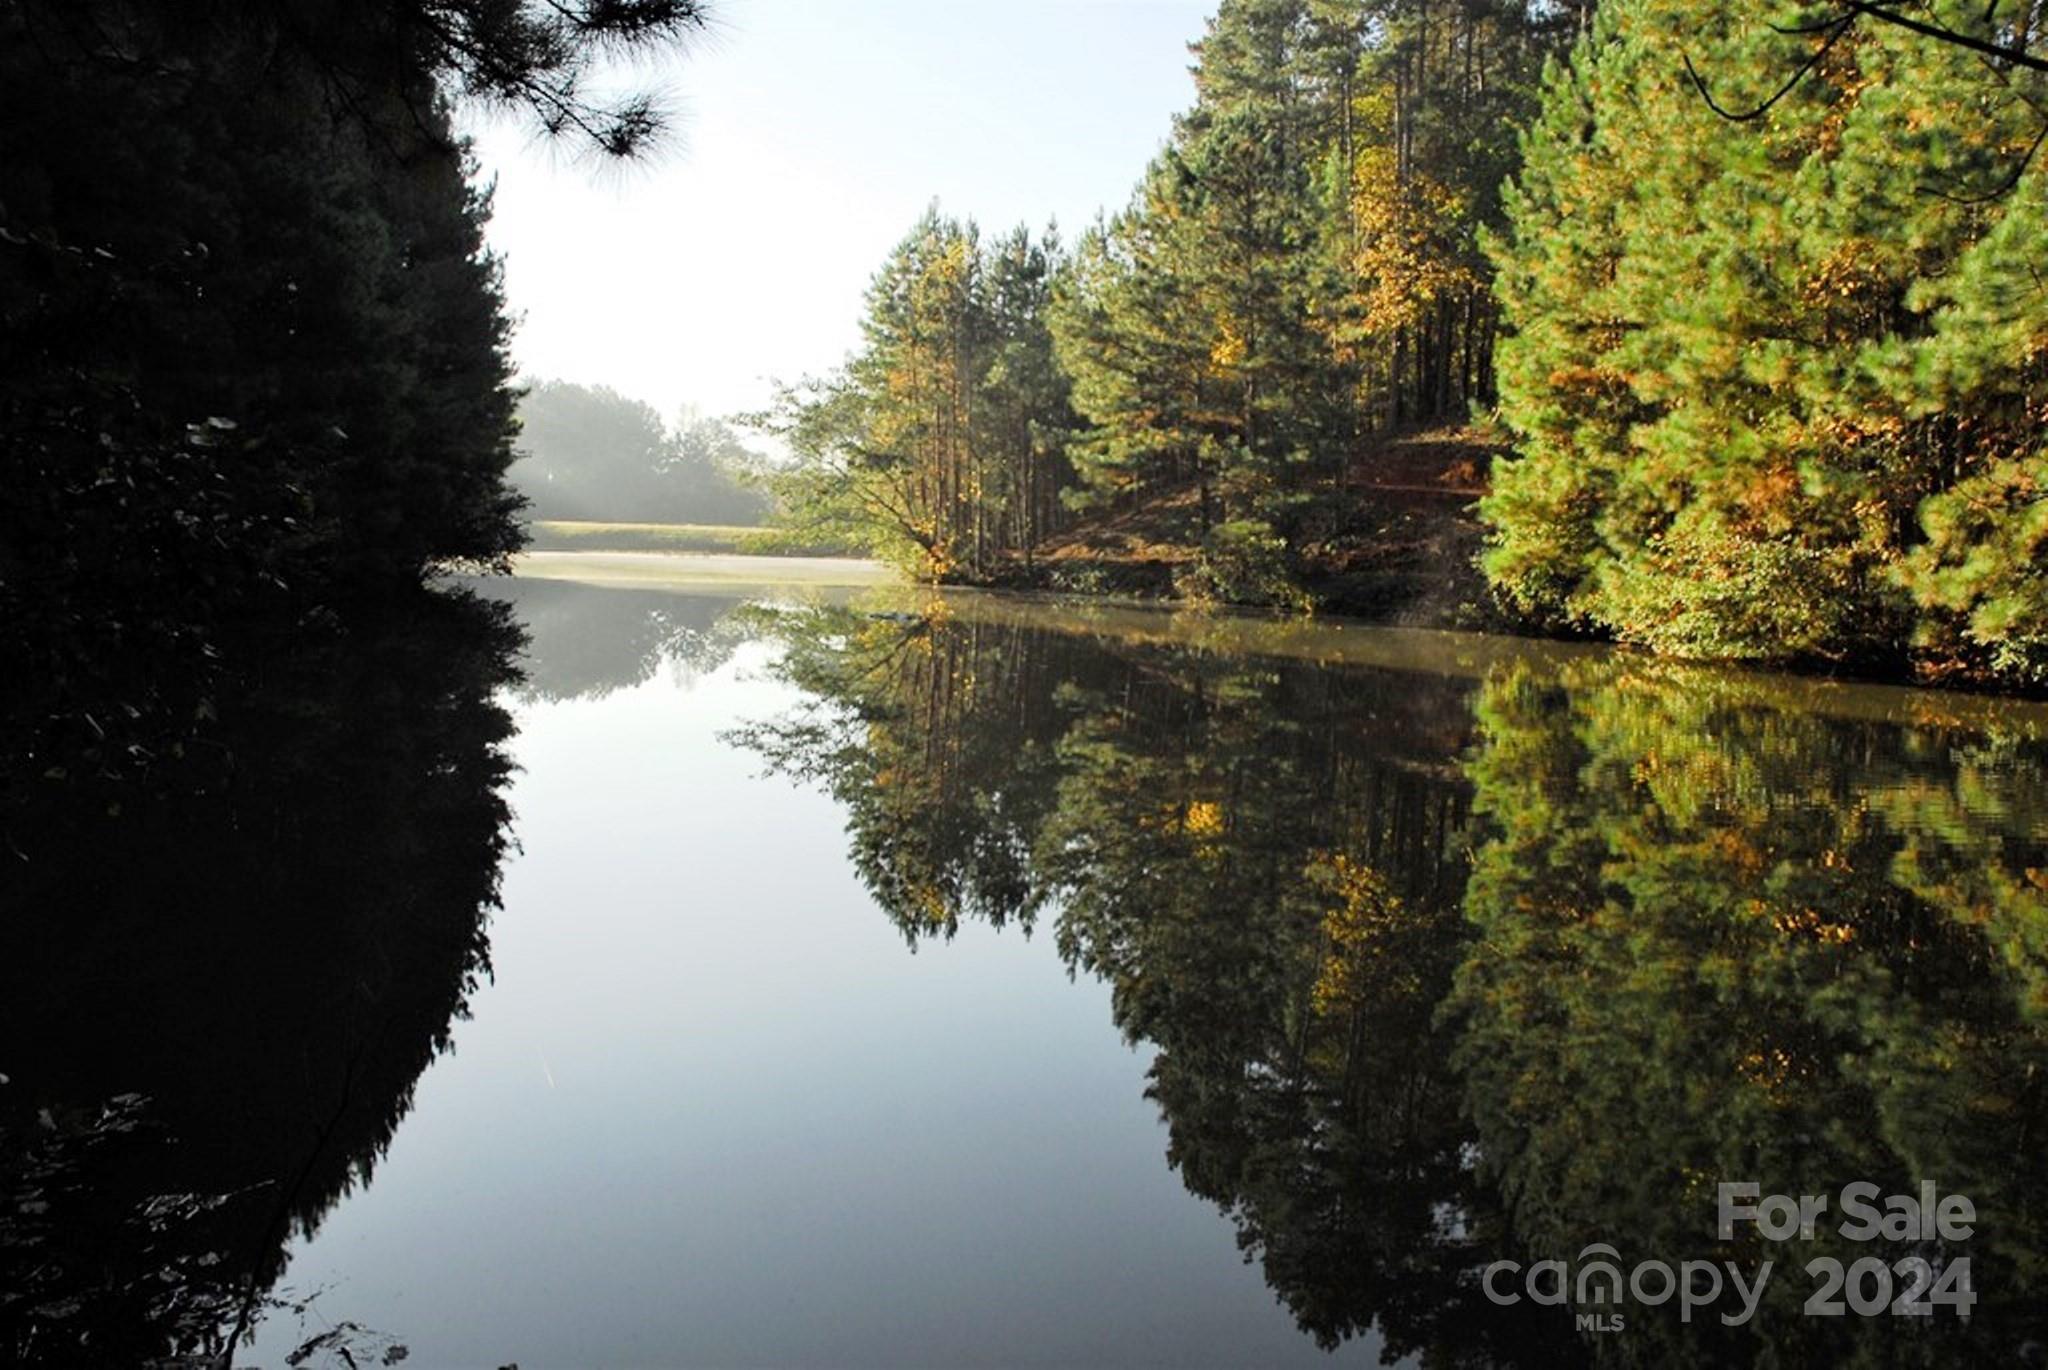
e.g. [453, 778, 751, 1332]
[509, 578, 745, 703]
[737, 598, 2048, 1365]
[0, 591, 520, 1366]
[12, 570, 2048, 1366]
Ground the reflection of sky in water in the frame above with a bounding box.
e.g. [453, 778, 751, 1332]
[232, 569, 2048, 1368]
[255, 608, 1375, 1368]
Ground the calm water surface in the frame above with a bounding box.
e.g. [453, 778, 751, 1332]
[250, 579, 1372, 1368]
[8, 566, 2048, 1367]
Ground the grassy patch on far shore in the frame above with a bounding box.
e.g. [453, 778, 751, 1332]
[524, 520, 853, 557]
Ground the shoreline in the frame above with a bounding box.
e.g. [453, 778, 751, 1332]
[505, 550, 2048, 717]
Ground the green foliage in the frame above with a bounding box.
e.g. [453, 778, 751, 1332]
[752, 210, 1078, 579]
[750, 3, 1567, 608]
[737, 602, 1507, 1356]
[740, 598, 2048, 1361]
[0, 1, 526, 701]
[1449, 656, 2048, 1362]
[1175, 518, 1312, 609]
[1051, 1, 1347, 539]
[1485, 0, 2048, 679]
[1, 0, 710, 702]
[1048, 0, 1567, 605]
[1901, 452, 2048, 680]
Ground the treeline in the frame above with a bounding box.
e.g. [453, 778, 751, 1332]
[510, 379, 771, 525]
[1051, 0, 1575, 532]
[0, 1, 704, 679]
[755, 217, 1079, 579]
[776, 0, 2048, 686]
[768, 0, 1582, 594]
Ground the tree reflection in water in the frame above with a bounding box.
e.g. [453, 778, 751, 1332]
[10, 577, 2047, 1366]
[0, 590, 521, 1366]
[738, 600, 2048, 1366]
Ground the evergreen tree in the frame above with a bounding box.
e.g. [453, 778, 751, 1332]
[1050, 0, 1351, 603]
[1485, 0, 2048, 680]
[1312, 1, 1567, 430]
[978, 225, 1080, 563]
[758, 209, 1076, 578]
[1, 0, 709, 696]
[1049, 0, 1566, 605]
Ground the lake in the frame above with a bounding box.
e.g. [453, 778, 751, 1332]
[7, 558, 2048, 1367]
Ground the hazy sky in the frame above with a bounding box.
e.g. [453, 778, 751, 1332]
[468, 0, 1217, 428]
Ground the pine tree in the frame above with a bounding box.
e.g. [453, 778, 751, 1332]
[1, 0, 707, 681]
[1048, 0, 1567, 606]
[1312, 1, 1564, 431]
[1050, 0, 1353, 603]
[759, 210, 1074, 578]
[979, 225, 1081, 563]
[1485, 0, 2048, 678]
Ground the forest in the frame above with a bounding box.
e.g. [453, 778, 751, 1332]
[8, 2, 2047, 1360]
[767, 0, 2048, 687]
[0, 0, 706, 709]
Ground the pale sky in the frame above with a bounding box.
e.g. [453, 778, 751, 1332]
[467, 0, 1218, 428]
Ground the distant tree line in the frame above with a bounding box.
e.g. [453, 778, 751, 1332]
[509, 379, 771, 525]
[772, 0, 2048, 686]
